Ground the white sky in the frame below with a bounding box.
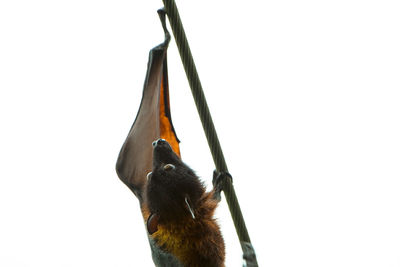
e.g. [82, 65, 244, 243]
[1, 0, 400, 266]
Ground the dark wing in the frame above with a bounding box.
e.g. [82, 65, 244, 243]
[116, 10, 180, 204]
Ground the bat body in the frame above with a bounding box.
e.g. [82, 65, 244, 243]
[143, 139, 225, 267]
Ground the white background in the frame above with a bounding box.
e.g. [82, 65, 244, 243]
[1, 0, 400, 266]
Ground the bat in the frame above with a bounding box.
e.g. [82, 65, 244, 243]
[116, 10, 225, 267]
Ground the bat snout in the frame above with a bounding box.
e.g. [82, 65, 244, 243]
[152, 138, 167, 148]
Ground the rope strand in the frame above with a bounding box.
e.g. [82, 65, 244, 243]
[160, 1, 258, 265]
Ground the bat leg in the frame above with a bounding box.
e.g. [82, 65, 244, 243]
[212, 170, 232, 202]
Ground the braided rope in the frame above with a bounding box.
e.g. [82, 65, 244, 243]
[161, 1, 258, 265]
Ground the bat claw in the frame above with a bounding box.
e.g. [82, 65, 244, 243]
[212, 170, 232, 202]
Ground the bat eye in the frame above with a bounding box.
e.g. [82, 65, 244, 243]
[163, 164, 175, 171]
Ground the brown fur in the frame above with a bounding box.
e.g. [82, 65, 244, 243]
[143, 139, 225, 267]
[143, 191, 224, 267]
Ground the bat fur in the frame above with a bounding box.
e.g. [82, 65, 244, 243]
[141, 139, 225, 267]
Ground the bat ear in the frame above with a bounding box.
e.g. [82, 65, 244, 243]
[147, 213, 160, 235]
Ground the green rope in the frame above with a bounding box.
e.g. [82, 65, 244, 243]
[161, 1, 258, 265]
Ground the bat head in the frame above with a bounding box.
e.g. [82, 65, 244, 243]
[146, 139, 205, 222]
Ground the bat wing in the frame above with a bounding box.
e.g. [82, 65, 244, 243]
[116, 10, 180, 204]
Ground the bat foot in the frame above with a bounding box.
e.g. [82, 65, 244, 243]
[212, 170, 232, 201]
